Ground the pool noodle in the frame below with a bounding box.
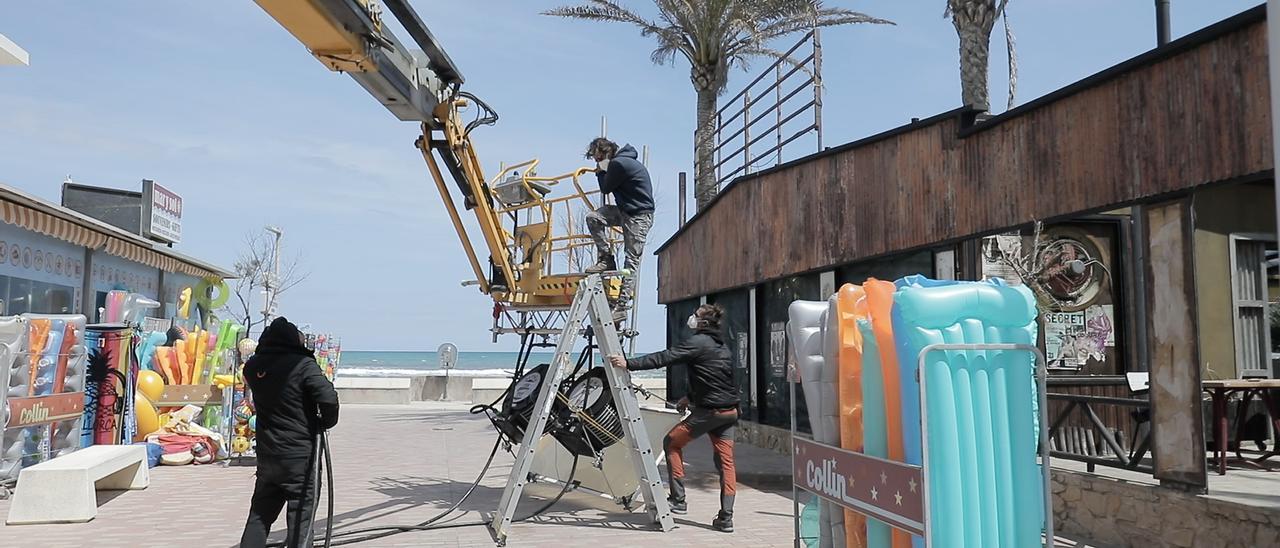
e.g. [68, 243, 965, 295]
[831, 285, 867, 548]
[862, 280, 911, 548]
[857, 317, 891, 548]
[53, 323, 76, 393]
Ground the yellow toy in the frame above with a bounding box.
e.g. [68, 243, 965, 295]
[232, 436, 251, 453]
[178, 287, 192, 319]
[134, 392, 160, 441]
[137, 370, 165, 402]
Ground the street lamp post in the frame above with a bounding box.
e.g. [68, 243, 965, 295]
[263, 226, 283, 326]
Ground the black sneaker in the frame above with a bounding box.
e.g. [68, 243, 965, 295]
[668, 499, 687, 514]
[712, 515, 733, 533]
[585, 255, 616, 274]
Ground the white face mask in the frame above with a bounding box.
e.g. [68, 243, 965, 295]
[687, 315, 699, 329]
[597, 159, 611, 172]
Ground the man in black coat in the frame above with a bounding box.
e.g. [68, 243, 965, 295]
[609, 304, 738, 533]
[240, 317, 339, 548]
[584, 137, 655, 321]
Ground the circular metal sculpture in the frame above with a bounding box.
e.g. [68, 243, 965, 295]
[553, 367, 624, 457]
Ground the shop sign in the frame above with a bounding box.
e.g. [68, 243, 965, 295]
[793, 437, 924, 535]
[142, 180, 182, 244]
[5, 392, 84, 428]
[143, 317, 172, 332]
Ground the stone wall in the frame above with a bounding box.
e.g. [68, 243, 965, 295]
[1052, 469, 1280, 548]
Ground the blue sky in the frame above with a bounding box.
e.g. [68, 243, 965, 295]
[0, 1, 1261, 351]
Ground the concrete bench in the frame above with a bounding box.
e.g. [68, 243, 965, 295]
[6, 445, 149, 525]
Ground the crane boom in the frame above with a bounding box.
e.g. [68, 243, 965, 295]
[252, 0, 621, 334]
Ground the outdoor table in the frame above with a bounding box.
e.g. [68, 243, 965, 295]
[1202, 379, 1280, 475]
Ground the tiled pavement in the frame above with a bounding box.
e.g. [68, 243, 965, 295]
[0, 402, 1108, 547]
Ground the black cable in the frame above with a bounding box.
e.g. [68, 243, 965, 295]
[315, 444, 579, 547]
[323, 432, 334, 548]
[266, 430, 333, 548]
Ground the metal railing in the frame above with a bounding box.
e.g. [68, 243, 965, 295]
[709, 30, 822, 190]
[488, 161, 621, 278]
[1045, 376, 1153, 474]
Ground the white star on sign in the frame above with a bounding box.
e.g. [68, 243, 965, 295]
[895, 491, 903, 506]
[880, 471, 888, 484]
[870, 487, 878, 500]
[908, 478, 917, 493]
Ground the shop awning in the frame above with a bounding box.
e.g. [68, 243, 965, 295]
[0, 184, 231, 279]
[0, 200, 109, 249]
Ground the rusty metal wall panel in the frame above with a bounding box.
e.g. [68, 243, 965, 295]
[658, 19, 1271, 303]
[1144, 198, 1207, 490]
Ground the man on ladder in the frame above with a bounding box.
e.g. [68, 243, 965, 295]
[583, 137, 654, 324]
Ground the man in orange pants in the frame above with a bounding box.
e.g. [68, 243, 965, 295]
[609, 304, 739, 533]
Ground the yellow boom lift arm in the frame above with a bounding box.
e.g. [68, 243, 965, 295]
[253, 0, 620, 319]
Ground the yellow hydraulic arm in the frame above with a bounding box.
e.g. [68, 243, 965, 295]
[253, 0, 618, 309]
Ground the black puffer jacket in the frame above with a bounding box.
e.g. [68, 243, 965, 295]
[245, 317, 339, 458]
[596, 144, 654, 216]
[627, 328, 737, 410]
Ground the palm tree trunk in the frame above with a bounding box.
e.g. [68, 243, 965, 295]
[694, 85, 718, 210]
[958, 22, 991, 112]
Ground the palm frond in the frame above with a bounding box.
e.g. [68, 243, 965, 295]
[544, 1, 663, 35]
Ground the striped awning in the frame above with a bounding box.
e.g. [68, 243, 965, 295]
[0, 195, 224, 280]
[104, 238, 218, 279]
[0, 200, 109, 249]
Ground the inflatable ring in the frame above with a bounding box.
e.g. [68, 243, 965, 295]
[194, 278, 230, 309]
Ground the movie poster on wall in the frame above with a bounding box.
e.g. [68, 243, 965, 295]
[980, 234, 1024, 285]
[770, 322, 787, 377]
[1043, 304, 1115, 369]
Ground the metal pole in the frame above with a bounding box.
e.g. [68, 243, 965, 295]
[1155, 1, 1172, 46]
[776, 61, 783, 167]
[264, 226, 283, 324]
[743, 90, 752, 176]
[678, 172, 688, 226]
[601, 115, 607, 138]
[813, 28, 823, 151]
[791, 358, 801, 548]
[1269, 0, 1280, 249]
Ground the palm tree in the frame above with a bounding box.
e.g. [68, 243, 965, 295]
[545, 0, 891, 210]
[946, 0, 1017, 112]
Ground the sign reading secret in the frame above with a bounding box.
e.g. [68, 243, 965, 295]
[793, 437, 925, 536]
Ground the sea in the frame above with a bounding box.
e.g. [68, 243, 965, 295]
[337, 350, 663, 378]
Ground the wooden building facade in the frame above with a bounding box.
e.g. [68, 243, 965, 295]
[654, 7, 1275, 490]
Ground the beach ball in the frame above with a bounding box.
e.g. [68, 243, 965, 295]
[248, 415, 257, 432]
[234, 403, 253, 423]
[134, 393, 160, 440]
[137, 370, 165, 402]
[232, 436, 251, 454]
[238, 338, 257, 357]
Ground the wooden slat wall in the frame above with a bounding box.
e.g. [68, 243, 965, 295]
[658, 16, 1272, 304]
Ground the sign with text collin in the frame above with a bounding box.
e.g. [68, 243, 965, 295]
[5, 392, 84, 428]
[793, 437, 925, 536]
[142, 179, 182, 244]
